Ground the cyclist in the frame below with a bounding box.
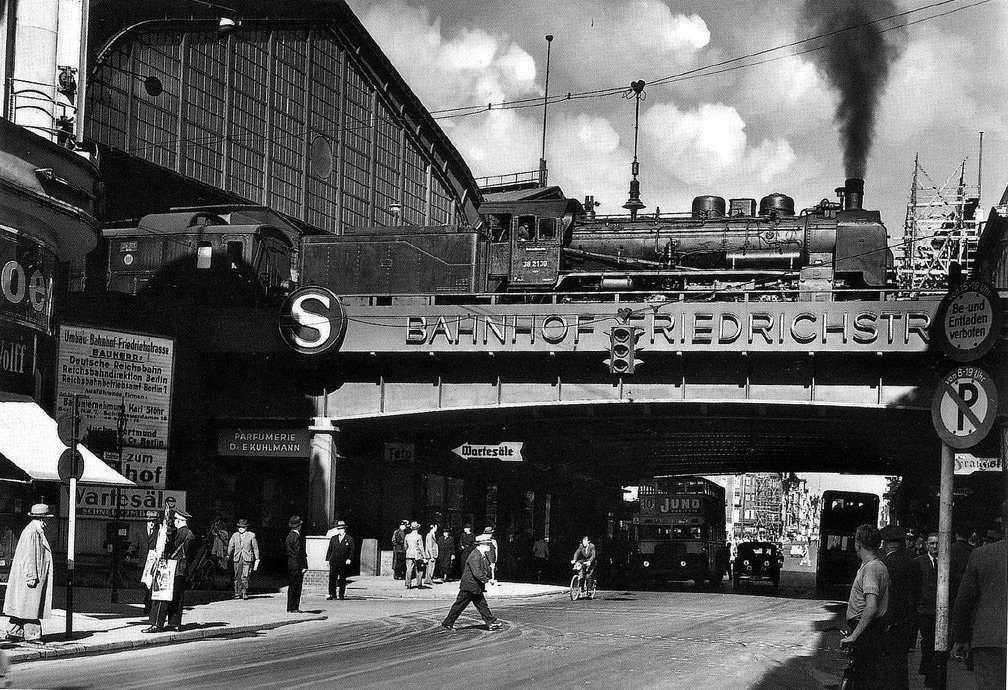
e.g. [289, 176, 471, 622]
[571, 535, 597, 594]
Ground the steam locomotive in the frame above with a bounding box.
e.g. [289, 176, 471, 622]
[301, 177, 892, 298]
[104, 179, 892, 301]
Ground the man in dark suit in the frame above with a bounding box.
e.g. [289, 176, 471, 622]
[459, 525, 476, 579]
[325, 520, 354, 600]
[286, 516, 308, 613]
[880, 524, 920, 690]
[951, 499, 1007, 690]
[391, 520, 407, 580]
[949, 521, 974, 605]
[436, 527, 455, 582]
[915, 532, 940, 684]
[140, 510, 160, 614]
[440, 533, 502, 631]
[143, 509, 194, 633]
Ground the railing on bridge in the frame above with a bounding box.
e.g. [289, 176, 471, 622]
[475, 169, 543, 193]
[338, 287, 947, 308]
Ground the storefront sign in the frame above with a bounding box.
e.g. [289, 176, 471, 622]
[953, 454, 1002, 475]
[217, 429, 310, 458]
[56, 325, 175, 450]
[384, 443, 415, 466]
[0, 324, 35, 395]
[336, 300, 940, 354]
[60, 488, 186, 521]
[104, 448, 168, 488]
[0, 227, 55, 334]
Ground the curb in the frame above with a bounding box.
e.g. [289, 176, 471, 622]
[7, 614, 328, 665]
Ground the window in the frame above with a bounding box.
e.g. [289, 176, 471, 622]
[537, 217, 556, 241]
[516, 216, 535, 242]
[197, 243, 213, 269]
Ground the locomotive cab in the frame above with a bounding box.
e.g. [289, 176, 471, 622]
[479, 198, 581, 289]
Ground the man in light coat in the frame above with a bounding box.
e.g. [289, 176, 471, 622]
[404, 521, 425, 589]
[226, 518, 260, 600]
[423, 523, 439, 586]
[3, 504, 54, 644]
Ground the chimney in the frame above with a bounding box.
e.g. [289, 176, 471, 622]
[844, 178, 864, 211]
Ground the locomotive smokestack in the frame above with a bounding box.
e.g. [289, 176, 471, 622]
[844, 177, 864, 210]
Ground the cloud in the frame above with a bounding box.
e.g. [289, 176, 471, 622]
[546, 112, 631, 208]
[641, 101, 796, 185]
[359, 1, 539, 111]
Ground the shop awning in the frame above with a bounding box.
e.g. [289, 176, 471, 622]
[0, 394, 135, 486]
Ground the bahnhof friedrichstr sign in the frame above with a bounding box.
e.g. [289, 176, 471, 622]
[336, 300, 939, 354]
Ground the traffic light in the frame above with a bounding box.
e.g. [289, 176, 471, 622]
[605, 324, 643, 374]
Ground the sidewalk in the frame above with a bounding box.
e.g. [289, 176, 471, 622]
[1, 576, 567, 664]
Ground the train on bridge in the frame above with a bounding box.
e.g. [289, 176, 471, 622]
[101, 178, 892, 302]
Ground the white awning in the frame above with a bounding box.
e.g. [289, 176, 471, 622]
[0, 395, 135, 486]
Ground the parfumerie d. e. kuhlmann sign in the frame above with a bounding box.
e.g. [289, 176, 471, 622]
[217, 429, 310, 458]
[336, 300, 939, 354]
[56, 325, 174, 492]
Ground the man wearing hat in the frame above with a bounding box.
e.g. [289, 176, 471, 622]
[285, 516, 308, 613]
[391, 520, 407, 580]
[326, 520, 354, 600]
[138, 509, 161, 614]
[880, 524, 920, 690]
[483, 527, 499, 583]
[440, 532, 502, 631]
[144, 508, 194, 633]
[3, 503, 54, 643]
[404, 521, 425, 589]
[227, 518, 260, 600]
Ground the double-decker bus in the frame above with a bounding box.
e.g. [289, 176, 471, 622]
[635, 476, 727, 586]
[815, 490, 880, 595]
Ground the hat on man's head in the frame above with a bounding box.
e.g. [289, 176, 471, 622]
[237, 518, 250, 528]
[410, 521, 420, 530]
[289, 515, 303, 529]
[164, 496, 177, 505]
[880, 525, 906, 542]
[483, 526, 494, 535]
[400, 520, 408, 526]
[336, 520, 347, 529]
[27, 503, 53, 518]
[174, 508, 192, 520]
[476, 533, 492, 544]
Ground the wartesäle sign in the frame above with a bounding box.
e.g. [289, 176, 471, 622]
[452, 442, 524, 462]
[334, 300, 940, 354]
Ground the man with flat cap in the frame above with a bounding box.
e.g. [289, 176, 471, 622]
[326, 520, 354, 600]
[143, 508, 194, 633]
[880, 524, 920, 690]
[227, 518, 260, 600]
[286, 515, 308, 613]
[3, 503, 54, 644]
[440, 532, 502, 631]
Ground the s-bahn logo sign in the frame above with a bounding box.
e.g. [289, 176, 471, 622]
[931, 365, 999, 449]
[279, 286, 346, 355]
[933, 280, 1001, 362]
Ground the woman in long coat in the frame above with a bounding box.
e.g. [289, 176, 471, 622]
[3, 504, 54, 643]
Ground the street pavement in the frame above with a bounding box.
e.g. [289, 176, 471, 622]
[6, 575, 978, 689]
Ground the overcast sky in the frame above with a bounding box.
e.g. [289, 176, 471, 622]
[348, 0, 1007, 234]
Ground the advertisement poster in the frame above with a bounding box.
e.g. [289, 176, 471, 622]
[56, 324, 175, 488]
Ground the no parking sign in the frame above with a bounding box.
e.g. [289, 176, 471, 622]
[931, 365, 999, 449]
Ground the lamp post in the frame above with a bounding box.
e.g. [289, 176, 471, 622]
[622, 80, 646, 220]
[111, 396, 126, 603]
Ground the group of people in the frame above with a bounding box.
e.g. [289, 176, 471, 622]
[842, 499, 1007, 690]
[391, 521, 496, 589]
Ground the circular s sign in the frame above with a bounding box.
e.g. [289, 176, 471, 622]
[279, 286, 346, 355]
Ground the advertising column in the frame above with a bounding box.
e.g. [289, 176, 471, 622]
[56, 325, 183, 552]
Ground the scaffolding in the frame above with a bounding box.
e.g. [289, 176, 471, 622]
[898, 153, 984, 291]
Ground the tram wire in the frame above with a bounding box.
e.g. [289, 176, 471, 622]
[428, 0, 988, 121]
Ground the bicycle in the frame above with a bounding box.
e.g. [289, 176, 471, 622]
[569, 562, 597, 601]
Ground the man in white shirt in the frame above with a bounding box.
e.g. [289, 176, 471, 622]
[841, 524, 890, 689]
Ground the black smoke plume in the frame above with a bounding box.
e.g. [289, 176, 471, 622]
[801, 0, 907, 178]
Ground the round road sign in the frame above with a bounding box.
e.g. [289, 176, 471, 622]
[933, 280, 1002, 362]
[931, 365, 999, 449]
[58, 447, 85, 483]
[278, 286, 347, 355]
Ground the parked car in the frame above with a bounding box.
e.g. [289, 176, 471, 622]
[733, 541, 781, 592]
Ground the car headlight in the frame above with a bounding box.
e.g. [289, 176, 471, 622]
[680, 560, 686, 567]
[764, 560, 770, 567]
[643, 560, 650, 568]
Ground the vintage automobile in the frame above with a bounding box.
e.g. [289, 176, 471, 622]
[733, 541, 782, 592]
